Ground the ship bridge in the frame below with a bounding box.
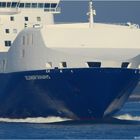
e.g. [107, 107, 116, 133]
[0, 0, 60, 15]
[0, 0, 60, 51]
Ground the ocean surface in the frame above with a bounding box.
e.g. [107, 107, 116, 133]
[0, 1, 140, 139]
[0, 101, 140, 139]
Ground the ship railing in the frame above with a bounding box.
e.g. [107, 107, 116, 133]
[44, 7, 61, 13]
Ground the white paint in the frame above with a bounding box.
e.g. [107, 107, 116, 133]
[24, 75, 51, 80]
[88, 0, 94, 28]
[1, 24, 139, 73]
[42, 23, 140, 49]
[0, 1, 140, 73]
[0, 0, 60, 51]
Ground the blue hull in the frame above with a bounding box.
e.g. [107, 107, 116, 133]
[0, 68, 139, 119]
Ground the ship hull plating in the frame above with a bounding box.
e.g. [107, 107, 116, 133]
[0, 68, 139, 119]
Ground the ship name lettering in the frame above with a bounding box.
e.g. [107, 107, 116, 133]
[25, 75, 51, 80]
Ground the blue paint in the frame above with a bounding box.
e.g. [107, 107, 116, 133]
[0, 68, 139, 119]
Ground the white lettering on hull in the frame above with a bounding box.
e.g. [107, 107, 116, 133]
[25, 75, 51, 80]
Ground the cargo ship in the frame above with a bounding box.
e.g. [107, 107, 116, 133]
[0, 0, 140, 120]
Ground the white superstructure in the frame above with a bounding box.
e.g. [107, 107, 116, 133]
[0, 0, 60, 51]
[0, 0, 140, 73]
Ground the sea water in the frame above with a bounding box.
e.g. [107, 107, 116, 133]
[0, 101, 140, 139]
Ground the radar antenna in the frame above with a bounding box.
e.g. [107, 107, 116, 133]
[87, 0, 96, 28]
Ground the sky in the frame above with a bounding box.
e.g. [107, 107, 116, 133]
[54, 1, 140, 25]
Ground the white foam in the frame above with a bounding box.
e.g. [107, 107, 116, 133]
[134, 136, 140, 139]
[115, 114, 140, 121]
[0, 116, 71, 123]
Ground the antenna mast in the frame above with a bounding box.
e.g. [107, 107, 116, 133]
[88, 0, 96, 28]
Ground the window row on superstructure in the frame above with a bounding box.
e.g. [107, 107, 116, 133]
[0, 2, 57, 9]
[8, 16, 41, 22]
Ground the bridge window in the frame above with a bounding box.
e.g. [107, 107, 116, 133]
[0, 2, 58, 9]
[86, 62, 101, 68]
[19, 3, 24, 8]
[25, 3, 31, 8]
[5, 29, 10, 34]
[7, 2, 11, 7]
[0, 2, 6, 7]
[121, 62, 130, 68]
[32, 3, 37, 8]
[38, 3, 44, 8]
[44, 3, 50, 8]
[51, 3, 57, 8]
[5, 41, 11, 47]
[11, 2, 17, 8]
